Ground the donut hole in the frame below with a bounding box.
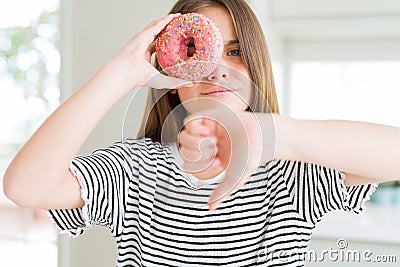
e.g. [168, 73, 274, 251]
[185, 37, 196, 58]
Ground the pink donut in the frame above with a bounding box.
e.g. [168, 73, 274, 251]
[156, 13, 224, 80]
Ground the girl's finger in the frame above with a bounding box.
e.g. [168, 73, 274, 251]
[148, 39, 157, 55]
[209, 157, 223, 172]
[179, 146, 202, 162]
[144, 74, 194, 89]
[179, 144, 216, 163]
[136, 13, 181, 51]
[208, 134, 258, 210]
[143, 13, 181, 36]
[123, 13, 181, 54]
[142, 64, 194, 89]
[183, 118, 212, 136]
[208, 175, 248, 210]
[179, 131, 217, 150]
[202, 118, 218, 135]
[183, 156, 223, 175]
[207, 117, 252, 210]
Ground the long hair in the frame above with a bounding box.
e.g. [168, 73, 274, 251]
[137, 0, 279, 143]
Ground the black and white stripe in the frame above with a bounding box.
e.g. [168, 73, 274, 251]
[48, 138, 377, 266]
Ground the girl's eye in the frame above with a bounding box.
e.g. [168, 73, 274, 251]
[227, 49, 241, 57]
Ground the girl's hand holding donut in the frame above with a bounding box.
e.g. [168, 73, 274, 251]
[110, 13, 193, 91]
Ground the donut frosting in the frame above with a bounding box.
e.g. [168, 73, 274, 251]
[156, 13, 224, 80]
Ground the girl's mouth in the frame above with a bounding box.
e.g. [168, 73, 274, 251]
[201, 87, 235, 96]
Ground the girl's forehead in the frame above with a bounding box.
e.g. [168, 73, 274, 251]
[197, 7, 238, 42]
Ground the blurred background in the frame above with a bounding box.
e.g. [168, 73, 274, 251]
[0, 0, 399, 266]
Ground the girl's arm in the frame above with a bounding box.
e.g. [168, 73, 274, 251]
[3, 14, 188, 209]
[273, 115, 400, 184]
[181, 111, 399, 209]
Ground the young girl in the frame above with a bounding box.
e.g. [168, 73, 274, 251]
[3, 0, 399, 266]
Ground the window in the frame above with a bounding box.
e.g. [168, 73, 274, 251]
[0, 0, 60, 266]
[289, 61, 400, 127]
[279, 42, 400, 193]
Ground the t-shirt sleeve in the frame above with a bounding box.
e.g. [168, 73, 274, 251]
[48, 141, 134, 237]
[280, 160, 378, 225]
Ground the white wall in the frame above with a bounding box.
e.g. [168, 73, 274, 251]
[59, 1, 176, 266]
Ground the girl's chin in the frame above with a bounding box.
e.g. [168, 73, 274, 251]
[181, 95, 249, 114]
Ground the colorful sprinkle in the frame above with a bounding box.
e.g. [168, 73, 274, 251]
[155, 13, 224, 80]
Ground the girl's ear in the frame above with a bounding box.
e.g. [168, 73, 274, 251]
[170, 89, 177, 94]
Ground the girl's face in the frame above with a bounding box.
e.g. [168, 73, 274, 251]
[174, 6, 252, 114]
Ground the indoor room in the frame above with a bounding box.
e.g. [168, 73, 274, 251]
[1, 0, 399, 266]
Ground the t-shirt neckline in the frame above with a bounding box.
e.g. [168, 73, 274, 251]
[167, 142, 226, 189]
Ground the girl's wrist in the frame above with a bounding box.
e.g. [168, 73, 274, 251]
[268, 114, 297, 161]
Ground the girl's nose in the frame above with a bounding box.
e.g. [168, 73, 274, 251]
[207, 64, 230, 81]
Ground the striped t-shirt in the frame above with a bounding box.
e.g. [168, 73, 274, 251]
[48, 138, 377, 266]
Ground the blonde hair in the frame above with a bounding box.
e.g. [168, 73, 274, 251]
[137, 0, 279, 143]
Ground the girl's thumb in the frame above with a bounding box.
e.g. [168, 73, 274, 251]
[208, 180, 232, 210]
[208, 171, 248, 210]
